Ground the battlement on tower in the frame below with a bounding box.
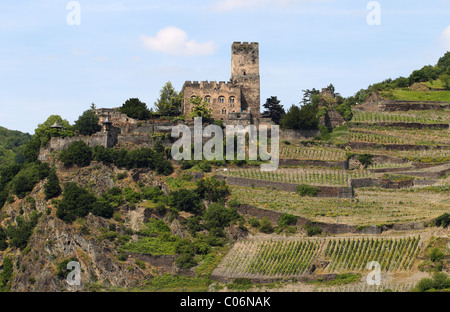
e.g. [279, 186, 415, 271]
[183, 80, 239, 92]
[232, 42, 259, 52]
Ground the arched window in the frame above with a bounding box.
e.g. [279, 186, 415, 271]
[218, 96, 225, 104]
[229, 96, 235, 104]
[205, 96, 211, 103]
[222, 107, 227, 115]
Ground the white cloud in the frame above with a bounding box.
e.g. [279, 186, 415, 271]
[441, 25, 450, 50]
[141, 27, 217, 56]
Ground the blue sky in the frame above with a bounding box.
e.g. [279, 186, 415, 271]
[1, 0, 449, 134]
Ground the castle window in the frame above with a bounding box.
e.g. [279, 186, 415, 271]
[229, 96, 235, 104]
[218, 96, 225, 104]
[222, 107, 227, 115]
[205, 96, 211, 103]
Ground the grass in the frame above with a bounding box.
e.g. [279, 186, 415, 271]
[230, 186, 450, 226]
[307, 273, 362, 286]
[121, 236, 178, 256]
[380, 90, 450, 102]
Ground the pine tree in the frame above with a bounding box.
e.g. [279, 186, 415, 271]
[44, 167, 62, 200]
[262, 96, 285, 124]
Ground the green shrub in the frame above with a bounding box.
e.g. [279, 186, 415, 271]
[357, 153, 374, 168]
[156, 159, 174, 176]
[56, 183, 113, 223]
[196, 177, 229, 203]
[175, 239, 198, 269]
[296, 184, 320, 197]
[433, 213, 450, 228]
[11, 162, 49, 198]
[429, 248, 445, 263]
[415, 272, 450, 292]
[168, 188, 204, 215]
[56, 257, 79, 279]
[116, 172, 127, 180]
[203, 203, 240, 231]
[44, 168, 62, 200]
[0, 227, 8, 251]
[0, 257, 13, 291]
[123, 187, 141, 204]
[278, 214, 298, 228]
[259, 217, 274, 234]
[248, 217, 260, 228]
[7, 211, 41, 250]
[304, 224, 322, 236]
[59, 141, 93, 167]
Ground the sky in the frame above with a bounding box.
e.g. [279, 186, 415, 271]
[1, 0, 450, 134]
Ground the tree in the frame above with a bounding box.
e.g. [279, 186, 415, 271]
[156, 159, 174, 176]
[57, 183, 98, 223]
[73, 105, 101, 135]
[168, 188, 204, 215]
[440, 74, 450, 90]
[437, 51, 450, 69]
[119, 98, 151, 120]
[301, 88, 320, 105]
[154, 82, 183, 116]
[203, 203, 240, 231]
[11, 162, 49, 198]
[188, 96, 212, 122]
[196, 177, 229, 203]
[59, 141, 93, 167]
[263, 96, 285, 124]
[44, 167, 62, 200]
[280, 103, 319, 130]
[33, 115, 74, 147]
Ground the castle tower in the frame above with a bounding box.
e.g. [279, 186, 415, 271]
[231, 42, 260, 120]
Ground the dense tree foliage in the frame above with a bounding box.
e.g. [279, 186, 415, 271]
[280, 102, 319, 130]
[154, 82, 183, 116]
[10, 161, 49, 198]
[44, 167, 62, 200]
[188, 96, 212, 122]
[168, 188, 204, 215]
[196, 177, 229, 203]
[119, 98, 151, 120]
[73, 105, 101, 135]
[59, 141, 93, 167]
[6, 211, 41, 250]
[262, 96, 285, 124]
[59, 141, 174, 175]
[0, 126, 31, 169]
[56, 183, 114, 223]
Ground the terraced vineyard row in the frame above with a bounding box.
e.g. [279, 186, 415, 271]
[214, 236, 422, 280]
[223, 168, 372, 186]
[352, 111, 440, 124]
[349, 131, 412, 144]
[217, 239, 323, 278]
[324, 236, 421, 272]
[279, 146, 347, 161]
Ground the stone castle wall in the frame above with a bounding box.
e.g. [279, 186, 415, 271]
[182, 81, 242, 121]
[231, 42, 260, 120]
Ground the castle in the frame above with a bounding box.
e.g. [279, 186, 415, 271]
[181, 42, 261, 123]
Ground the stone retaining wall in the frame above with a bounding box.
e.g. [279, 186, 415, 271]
[350, 122, 449, 129]
[279, 159, 348, 169]
[215, 175, 353, 198]
[351, 178, 414, 189]
[348, 142, 450, 151]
